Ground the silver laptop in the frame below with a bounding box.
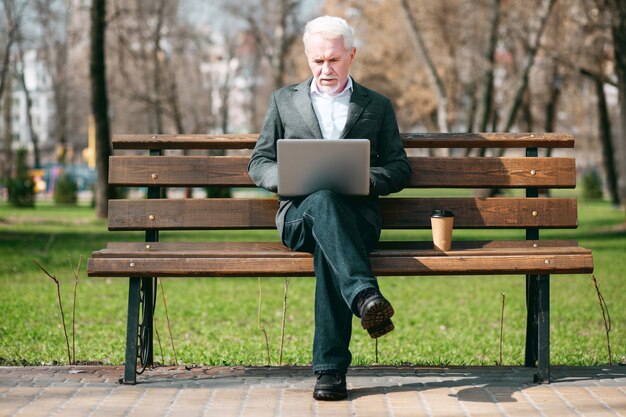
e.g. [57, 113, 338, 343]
[277, 139, 370, 197]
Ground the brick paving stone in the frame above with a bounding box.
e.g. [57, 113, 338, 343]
[128, 388, 180, 417]
[586, 387, 626, 416]
[204, 387, 248, 417]
[315, 396, 353, 417]
[279, 389, 315, 417]
[168, 389, 214, 417]
[13, 386, 78, 417]
[386, 390, 428, 417]
[452, 386, 504, 417]
[351, 388, 389, 417]
[52, 387, 112, 417]
[89, 387, 144, 417]
[553, 386, 611, 416]
[0, 387, 38, 416]
[420, 388, 468, 417]
[239, 387, 280, 417]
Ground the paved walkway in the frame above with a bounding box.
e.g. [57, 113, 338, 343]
[1, 365, 625, 417]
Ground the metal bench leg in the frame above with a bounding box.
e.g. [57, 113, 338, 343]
[123, 277, 141, 384]
[525, 273, 550, 383]
[139, 277, 155, 369]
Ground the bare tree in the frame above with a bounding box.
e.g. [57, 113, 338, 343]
[586, 71, 620, 205]
[150, 0, 166, 134]
[2, 60, 12, 178]
[605, 0, 626, 214]
[500, 0, 556, 133]
[0, 0, 27, 101]
[33, 0, 72, 163]
[228, 0, 304, 90]
[14, 47, 41, 168]
[400, 0, 449, 133]
[90, 0, 113, 218]
[477, 0, 501, 133]
[1, 0, 28, 173]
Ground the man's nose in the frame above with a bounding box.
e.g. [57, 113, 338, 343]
[322, 62, 333, 74]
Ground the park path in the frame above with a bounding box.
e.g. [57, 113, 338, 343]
[1, 365, 625, 416]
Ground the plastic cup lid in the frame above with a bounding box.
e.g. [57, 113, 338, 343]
[431, 210, 455, 217]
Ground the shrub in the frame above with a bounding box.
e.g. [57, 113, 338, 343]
[206, 187, 231, 198]
[581, 168, 603, 200]
[54, 173, 78, 205]
[7, 149, 35, 208]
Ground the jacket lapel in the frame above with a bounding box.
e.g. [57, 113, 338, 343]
[291, 78, 323, 139]
[340, 80, 370, 138]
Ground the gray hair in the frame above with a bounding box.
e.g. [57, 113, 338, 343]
[303, 16, 355, 53]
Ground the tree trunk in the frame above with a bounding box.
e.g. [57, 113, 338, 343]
[544, 64, 562, 156]
[479, 0, 501, 133]
[522, 89, 534, 132]
[400, 0, 449, 133]
[16, 54, 42, 168]
[500, 0, 556, 134]
[90, 0, 113, 219]
[164, 53, 192, 197]
[540, 63, 562, 197]
[0, 0, 20, 102]
[152, 0, 166, 135]
[268, 0, 300, 90]
[3, 70, 13, 179]
[476, 0, 501, 159]
[594, 77, 621, 206]
[0, 33, 15, 104]
[607, 0, 626, 217]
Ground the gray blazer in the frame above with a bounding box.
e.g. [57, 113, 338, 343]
[248, 77, 411, 237]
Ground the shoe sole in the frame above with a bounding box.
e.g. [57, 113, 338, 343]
[366, 319, 395, 339]
[313, 390, 348, 401]
[360, 298, 395, 339]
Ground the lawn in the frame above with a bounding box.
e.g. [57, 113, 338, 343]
[0, 194, 624, 368]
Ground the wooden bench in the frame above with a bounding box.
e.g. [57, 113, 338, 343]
[87, 132, 594, 384]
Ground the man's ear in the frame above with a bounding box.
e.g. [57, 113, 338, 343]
[349, 48, 356, 64]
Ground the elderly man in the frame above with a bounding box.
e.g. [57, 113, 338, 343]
[248, 15, 411, 400]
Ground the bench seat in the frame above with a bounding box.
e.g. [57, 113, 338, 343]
[88, 240, 593, 277]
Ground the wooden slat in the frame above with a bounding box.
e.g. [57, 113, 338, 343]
[113, 134, 260, 150]
[87, 252, 594, 277]
[109, 156, 576, 188]
[108, 198, 278, 230]
[107, 197, 578, 230]
[411, 157, 575, 188]
[91, 240, 587, 259]
[109, 156, 253, 187]
[112, 133, 574, 150]
[381, 197, 578, 229]
[401, 133, 574, 148]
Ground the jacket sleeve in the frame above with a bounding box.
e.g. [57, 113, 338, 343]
[369, 99, 411, 196]
[248, 92, 283, 192]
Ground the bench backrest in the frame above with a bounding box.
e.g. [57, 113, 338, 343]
[107, 133, 578, 235]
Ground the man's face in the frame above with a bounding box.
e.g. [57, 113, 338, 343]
[306, 33, 356, 96]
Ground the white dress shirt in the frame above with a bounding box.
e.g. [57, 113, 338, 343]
[310, 77, 353, 139]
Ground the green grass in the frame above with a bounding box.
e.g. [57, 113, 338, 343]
[0, 195, 624, 368]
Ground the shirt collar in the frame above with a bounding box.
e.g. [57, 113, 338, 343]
[310, 76, 353, 98]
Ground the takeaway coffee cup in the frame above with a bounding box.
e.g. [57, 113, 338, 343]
[431, 210, 455, 251]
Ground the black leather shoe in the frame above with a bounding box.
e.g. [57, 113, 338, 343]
[313, 371, 347, 401]
[356, 288, 395, 338]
